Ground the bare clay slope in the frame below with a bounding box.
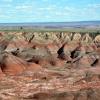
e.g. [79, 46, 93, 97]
[0, 31, 99, 100]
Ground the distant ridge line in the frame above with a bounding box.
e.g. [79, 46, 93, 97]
[0, 21, 100, 28]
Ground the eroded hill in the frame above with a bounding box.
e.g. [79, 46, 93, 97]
[0, 31, 99, 100]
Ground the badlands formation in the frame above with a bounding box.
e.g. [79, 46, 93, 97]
[0, 32, 100, 100]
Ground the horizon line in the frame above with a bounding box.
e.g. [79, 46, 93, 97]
[0, 20, 100, 24]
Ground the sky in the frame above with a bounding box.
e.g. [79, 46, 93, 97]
[0, 0, 100, 23]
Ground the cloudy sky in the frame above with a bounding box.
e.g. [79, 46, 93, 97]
[0, 0, 100, 23]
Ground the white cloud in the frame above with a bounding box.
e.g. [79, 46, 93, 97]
[39, 7, 53, 10]
[0, 1, 100, 22]
[15, 5, 33, 13]
[55, 12, 70, 16]
[38, 5, 57, 12]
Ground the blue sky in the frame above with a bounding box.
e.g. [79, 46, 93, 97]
[0, 0, 100, 23]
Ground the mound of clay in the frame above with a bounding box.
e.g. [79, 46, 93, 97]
[73, 33, 81, 41]
[82, 33, 93, 43]
[94, 35, 100, 43]
[0, 53, 41, 75]
[46, 43, 59, 55]
[0, 54, 26, 75]
[26, 63, 42, 71]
